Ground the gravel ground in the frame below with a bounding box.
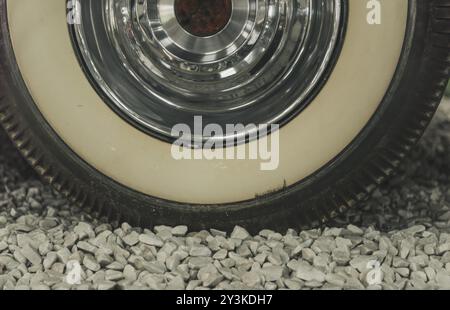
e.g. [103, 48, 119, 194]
[1, 98, 450, 290]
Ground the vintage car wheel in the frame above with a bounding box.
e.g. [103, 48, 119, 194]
[0, 0, 449, 232]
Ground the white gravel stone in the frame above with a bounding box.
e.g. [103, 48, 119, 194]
[77, 241, 97, 254]
[344, 278, 365, 290]
[436, 273, 450, 289]
[83, 255, 101, 272]
[332, 247, 351, 265]
[262, 266, 283, 282]
[424, 244, 435, 255]
[284, 278, 303, 290]
[293, 262, 326, 282]
[189, 245, 212, 257]
[97, 281, 116, 290]
[107, 261, 125, 271]
[172, 226, 188, 236]
[424, 267, 436, 281]
[349, 256, 376, 273]
[56, 248, 71, 265]
[123, 265, 137, 282]
[139, 234, 163, 247]
[122, 231, 139, 247]
[301, 248, 316, 263]
[21, 244, 41, 266]
[95, 251, 114, 267]
[230, 226, 250, 240]
[325, 273, 345, 287]
[213, 249, 228, 260]
[167, 275, 186, 290]
[399, 240, 413, 259]
[210, 229, 227, 237]
[105, 270, 124, 281]
[142, 261, 165, 274]
[0, 241, 8, 251]
[197, 264, 224, 287]
[396, 268, 410, 278]
[437, 242, 450, 255]
[39, 219, 58, 230]
[43, 252, 57, 270]
[241, 271, 261, 287]
[347, 225, 364, 236]
[74, 222, 95, 240]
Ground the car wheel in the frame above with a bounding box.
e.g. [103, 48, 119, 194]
[0, 0, 449, 232]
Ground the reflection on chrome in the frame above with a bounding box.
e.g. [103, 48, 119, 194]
[73, 0, 343, 145]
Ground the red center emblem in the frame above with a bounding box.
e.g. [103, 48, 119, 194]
[175, 0, 233, 37]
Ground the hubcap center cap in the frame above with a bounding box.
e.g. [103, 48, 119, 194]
[174, 0, 233, 37]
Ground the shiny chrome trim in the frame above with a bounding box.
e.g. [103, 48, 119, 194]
[73, 0, 344, 146]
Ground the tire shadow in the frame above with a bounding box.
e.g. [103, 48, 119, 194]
[330, 97, 450, 232]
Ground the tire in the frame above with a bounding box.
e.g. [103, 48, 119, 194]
[0, 0, 449, 233]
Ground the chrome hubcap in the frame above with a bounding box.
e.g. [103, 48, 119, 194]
[72, 0, 345, 145]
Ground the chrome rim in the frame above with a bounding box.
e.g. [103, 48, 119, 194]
[72, 0, 344, 146]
